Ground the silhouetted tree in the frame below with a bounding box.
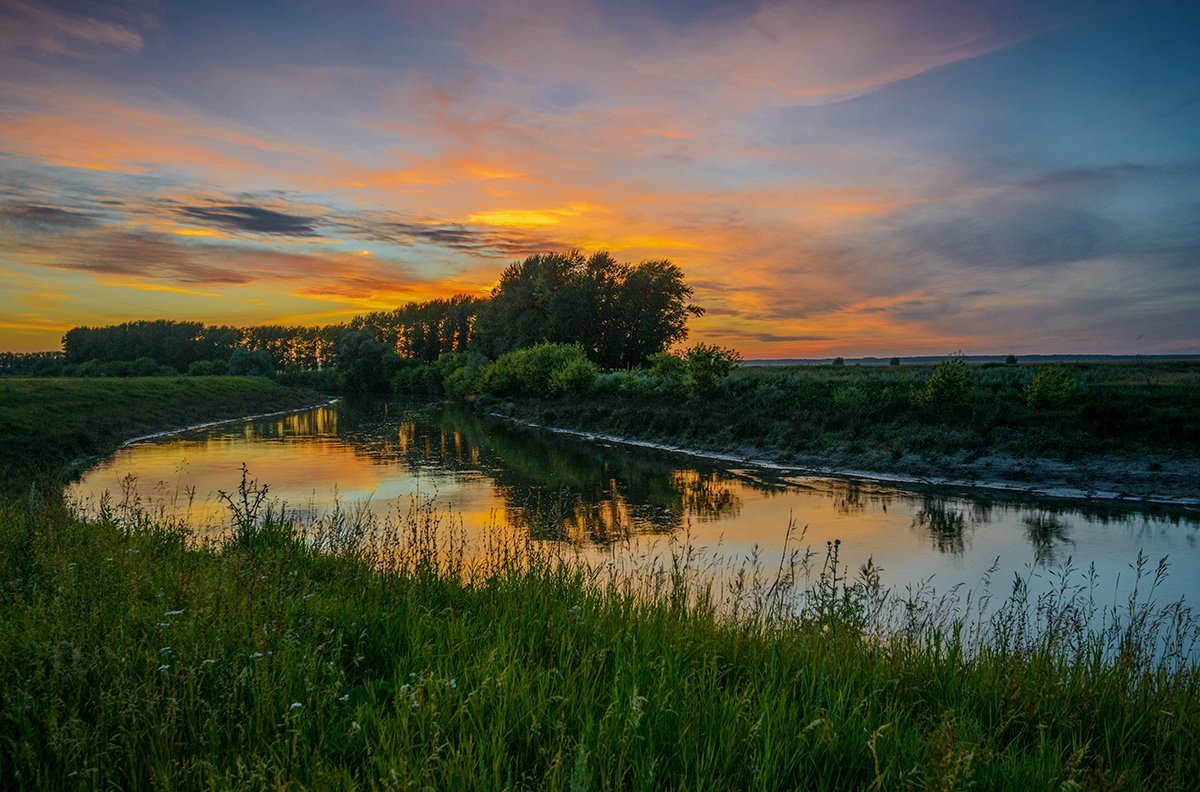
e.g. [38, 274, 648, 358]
[475, 250, 702, 368]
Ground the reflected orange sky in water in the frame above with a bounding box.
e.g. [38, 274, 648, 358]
[67, 404, 1200, 609]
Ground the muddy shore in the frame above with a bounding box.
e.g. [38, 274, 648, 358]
[489, 412, 1200, 508]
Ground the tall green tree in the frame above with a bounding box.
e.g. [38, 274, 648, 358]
[475, 251, 702, 368]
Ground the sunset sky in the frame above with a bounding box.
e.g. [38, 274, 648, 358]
[1, 0, 1197, 356]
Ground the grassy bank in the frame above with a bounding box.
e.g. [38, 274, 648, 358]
[2, 373, 1197, 789]
[0, 377, 326, 488]
[472, 361, 1200, 497]
[1, 490, 1197, 790]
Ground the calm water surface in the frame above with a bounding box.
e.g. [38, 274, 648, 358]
[70, 400, 1200, 610]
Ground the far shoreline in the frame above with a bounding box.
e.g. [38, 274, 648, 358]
[486, 410, 1200, 509]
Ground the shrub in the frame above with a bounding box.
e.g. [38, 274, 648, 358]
[647, 351, 687, 381]
[682, 344, 742, 394]
[547, 356, 598, 395]
[1026, 364, 1076, 409]
[831, 357, 845, 366]
[187, 359, 229, 376]
[391, 363, 440, 394]
[480, 343, 597, 397]
[889, 357, 901, 366]
[914, 356, 971, 413]
[438, 351, 488, 400]
[1006, 354, 1018, 365]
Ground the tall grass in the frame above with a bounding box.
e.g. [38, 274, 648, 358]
[2, 474, 1196, 790]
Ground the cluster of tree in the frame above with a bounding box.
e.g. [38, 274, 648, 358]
[350, 295, 481, 363]
[39, 250, 714, 390]
[345, 251, 702, 372]
[59, 320, 341, 374]
[0, 351, 65, 377]
[475, 251, 701, 369]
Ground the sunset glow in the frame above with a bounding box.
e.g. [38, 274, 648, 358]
[1, 0, 1197, 356]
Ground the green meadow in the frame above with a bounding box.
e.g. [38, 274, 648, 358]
[1, 377, 1197, 789]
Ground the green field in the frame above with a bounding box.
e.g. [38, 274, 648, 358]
[0, 377, 1197, 789]
[0, 377, 324, 487]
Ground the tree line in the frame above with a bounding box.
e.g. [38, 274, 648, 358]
[20, 251, 706, 383]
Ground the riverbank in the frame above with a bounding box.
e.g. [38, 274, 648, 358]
[0, 377, 328, 488]
[488, 412, 1200, 507]
[468, 360, 1200, 506]
[2, 378, 1198, 788]
[3, 478, 1198, 789]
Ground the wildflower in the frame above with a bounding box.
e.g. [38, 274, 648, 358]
[249, 652, 263, 659]
[163, 609, 185, 616]
[289, 702, 303, 710]
[447, 679, 457, 689]
[338, 694, 350, 703]
[157, 664, 170, 672]
[202, 659, 216, 666]
[156, 623, 171, 628]
[159, 647, 171, 655]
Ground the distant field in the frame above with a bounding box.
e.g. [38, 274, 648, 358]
[0, 377, 324, 486]
[744, 354, 1200, 366]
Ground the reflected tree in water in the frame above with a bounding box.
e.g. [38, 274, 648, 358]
[1024, 511, 1074, 566]
[912, 495, 977, 555]
[335, 402, 748, 543]
[827, 481, 896, 516]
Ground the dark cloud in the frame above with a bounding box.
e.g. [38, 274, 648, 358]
[179, 204, 319, 236]
[55, 232, 255, 284]
[334, 213, 566, 258]
[0, 202, 98, 229]
[721, 330, 833, 343]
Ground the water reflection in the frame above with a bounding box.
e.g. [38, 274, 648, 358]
[68, 399, 1200, 613]
[400, 405, 745, 542]
[1025, 512, 1075, 566]
[911, 496, 993, 555]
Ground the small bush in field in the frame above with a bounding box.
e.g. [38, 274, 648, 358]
[548, 356, 598, 395]
[682, 344, 741, 394]
[1026, 364, 1076, 409]
[188, 359, 228, 376]
[914, 356, 970, 413]
[647, 351, 686, 381]
[889, 357, 901, 366]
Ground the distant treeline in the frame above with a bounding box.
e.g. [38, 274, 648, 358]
[61, 321, 339, 372]
[8, 251, 703, 386]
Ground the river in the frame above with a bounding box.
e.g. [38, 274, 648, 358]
[69, 399, 1199, 627]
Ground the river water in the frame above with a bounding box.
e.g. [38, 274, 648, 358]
[69, 400, 1199, 621]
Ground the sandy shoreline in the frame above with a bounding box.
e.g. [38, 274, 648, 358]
[488, 412, 1200, 508]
